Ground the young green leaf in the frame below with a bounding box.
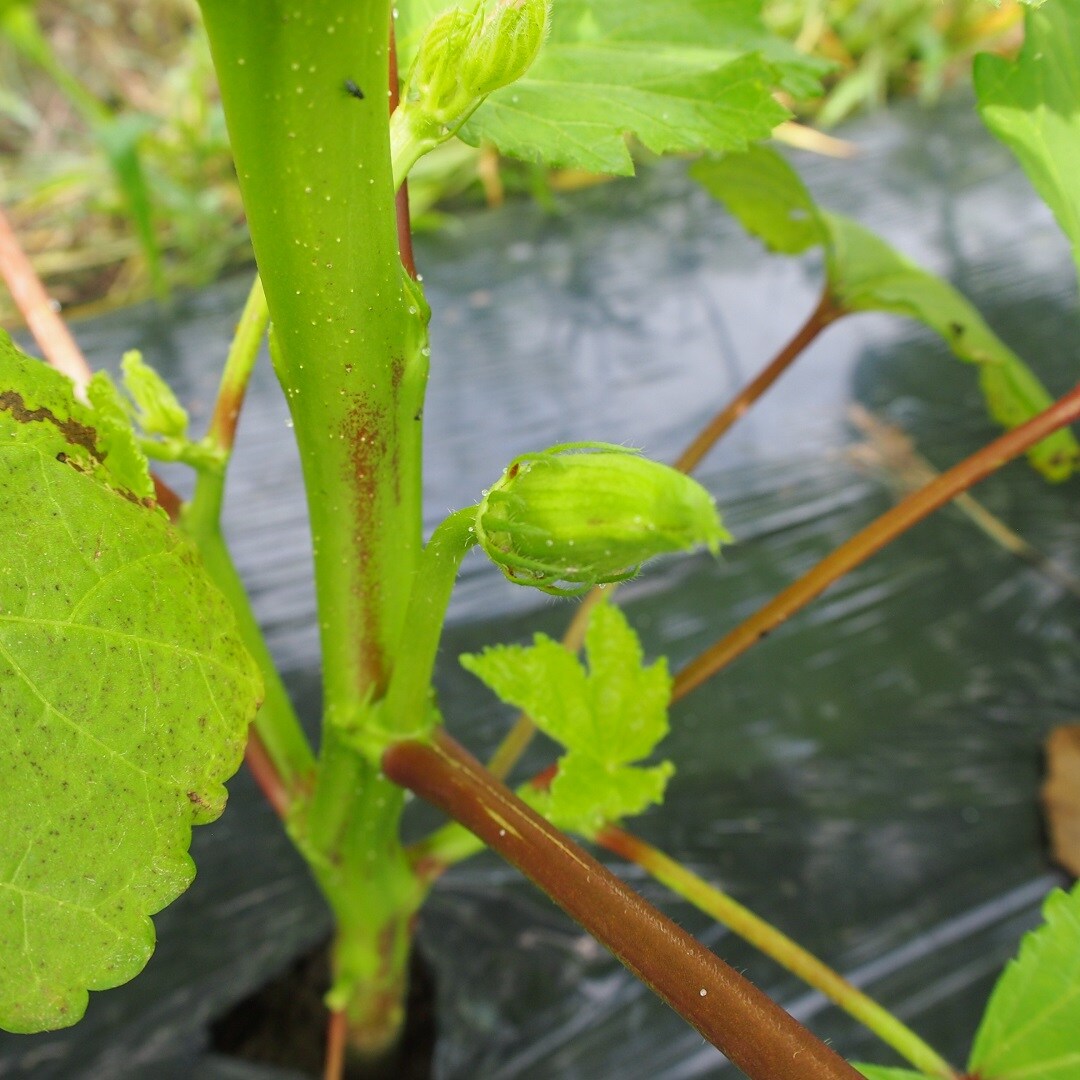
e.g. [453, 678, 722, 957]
[966, 881, 1080, 1080]
[853, 1068, 935, 1080]
[975, 0, 1080, 284]
[461, 601, 674, 837]
[120, 350, 189, 439]
[0, 335, 262, 1033]
[692, 144, 1080, 482]
[545, 752, 674, 838]
[447, 0, 821, 175]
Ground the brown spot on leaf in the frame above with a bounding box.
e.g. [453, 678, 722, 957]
[187, 790, 211, 811]
[2, 389, 159, 509]
[0, 389, 105, 462]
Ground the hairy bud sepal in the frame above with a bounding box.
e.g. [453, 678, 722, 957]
[463, 0, 549, 100]
[391, 0, 549, 186]
[475, 443, 730, 596]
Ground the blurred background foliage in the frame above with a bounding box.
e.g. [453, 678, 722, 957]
[0, 0, 1025, 324]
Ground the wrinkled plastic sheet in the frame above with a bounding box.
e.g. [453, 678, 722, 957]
[2, 95, 1077, 1078]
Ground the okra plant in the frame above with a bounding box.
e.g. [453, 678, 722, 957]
[2, 1, 1080, 1078]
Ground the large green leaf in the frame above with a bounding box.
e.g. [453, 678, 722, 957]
[975, 0, 1080, 284]
[462, 49, 785, 176]
[0, 336, 262, 1033]
[394, 0, 825, 175]
[460, 601, 674, 836]
[692, 145, 1080, 482]
[967, 882, 1080, 1080]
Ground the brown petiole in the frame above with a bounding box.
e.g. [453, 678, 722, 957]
[672, 381, 1080, 700]
[384, 729, 864, 1080]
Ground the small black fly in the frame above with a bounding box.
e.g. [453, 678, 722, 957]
[344, 79, 365, 101]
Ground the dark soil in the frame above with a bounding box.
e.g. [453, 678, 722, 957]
[210, 942, 436, 1080]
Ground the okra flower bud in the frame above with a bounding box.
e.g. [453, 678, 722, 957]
[392, 0, 548, 185]
[403, 4, 485, 125]
[400, 0, 548, 129]
[461, 0, 549, 100]
[475, 443, 730, 595]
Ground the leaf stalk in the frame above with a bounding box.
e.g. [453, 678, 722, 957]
[672, 380, 1080, 701]
[384, 730, 865, 1080]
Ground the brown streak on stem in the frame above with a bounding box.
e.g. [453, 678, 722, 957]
[384, 730, 863, 1080]
[675, 289, 840, 473]
[342, 396, 391, 695]
[208, 379, 246, 457]
[672, 382, 1080, 702]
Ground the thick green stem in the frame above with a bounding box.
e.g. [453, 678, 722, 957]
[303, 726, 421, 1057]
[199, 0, 430, 1053]
[199, 0, 427, 718]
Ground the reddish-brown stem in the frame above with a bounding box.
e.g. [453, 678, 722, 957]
[243, 727, 291, 819]
[384, 730, 863, 1080]
[388, 19, 417, 280]
[152, 474, 183, 522]
[673, 381, 1080, 702]
[0, 204, 92, 387]
[323, 1008, 347, 1080]
[674, 288, 841, 473]
[595, 823, 958, 1078]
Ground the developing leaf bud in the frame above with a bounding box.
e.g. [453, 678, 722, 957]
[475, 443, 731, 595]
[120, 350, 189, 438]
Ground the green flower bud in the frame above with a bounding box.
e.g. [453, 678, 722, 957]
[475, 443, 731, 596]
[403, 3, 485, 125]
[401, 0, 548, 127]
[462, 0, 549, 100]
